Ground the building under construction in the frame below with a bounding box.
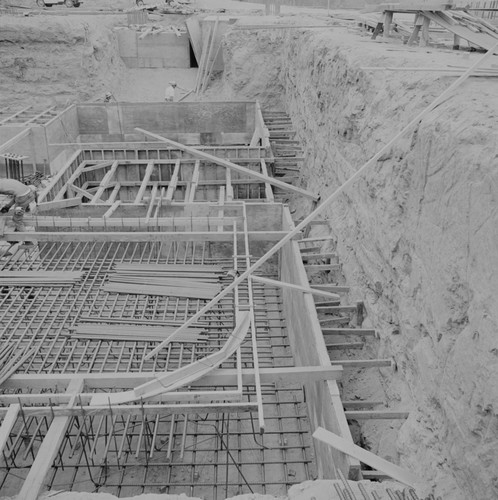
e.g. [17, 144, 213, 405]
[0, 99, 423, 500]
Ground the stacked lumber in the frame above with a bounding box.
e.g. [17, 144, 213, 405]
[104, 264, 223, 300]
[0, 271, 83, 286]
[0, 344, 35, 386]
[69, 323, 206, 343]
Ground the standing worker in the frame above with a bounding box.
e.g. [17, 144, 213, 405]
[164, 81, 187, 102]
[0, 179, 37, 232]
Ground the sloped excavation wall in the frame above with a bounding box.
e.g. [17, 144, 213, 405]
[221, 26, 498, 500]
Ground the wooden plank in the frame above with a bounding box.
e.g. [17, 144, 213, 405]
[4, 366, 343, 394]
[1, 230, 299, 243]
[90, 160, 119, 204]
[81, 160, 115, 172]
[188, 160, 200, 203]
[330, 359, 393, 368]
[342, 401, 383, 409]
[103, 201, 121, 219]
[251, 275, 341, 302]
[0, 404, 20, 456]
[165, 159, 180, 201]
[260, 159, 274, 201]
[424, 10, 498, 50]
[312, 284, 350, 293]
[322, 327, 376, 336]
[134, 160, 155, 204]
[135, 128, 318, 201]
[226, 167, 234, 201]
[19, 378, 84, 500]
[0, 105, 32, 125]
[91, 312, 251, 405]
[344, 410, 410, 419]
[326, 342, 364, 349]
[68, 183, 95, 202]
[313, 427, 421, 488]
[36, 197, 82, 212]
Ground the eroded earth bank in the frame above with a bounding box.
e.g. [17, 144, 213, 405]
[221, 24, 498, 500]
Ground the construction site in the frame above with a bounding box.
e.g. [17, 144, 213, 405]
[0, 0, 497, 499]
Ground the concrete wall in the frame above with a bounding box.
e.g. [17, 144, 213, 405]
[118, 29, 191, 69]
[76, 102, 256, 145]
[45, 105, 79, 174]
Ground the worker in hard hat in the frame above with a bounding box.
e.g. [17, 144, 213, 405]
[0, 178, 37, 232]
[164, 81, 187, 102]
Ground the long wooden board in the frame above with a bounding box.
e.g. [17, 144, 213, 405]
[313, 427, 421, 488]
[90, 311, 251, 405]
[135, 128, 318, 201]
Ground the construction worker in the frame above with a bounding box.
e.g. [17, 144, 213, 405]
[0, 178, 37, 232]
[164, 81, 187, 102]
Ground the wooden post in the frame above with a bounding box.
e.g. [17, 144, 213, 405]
[420, 15, 431, 47]
[383, 10, 393, 38]
[19, 378, 84, 500]
[453, 33, 461, 50]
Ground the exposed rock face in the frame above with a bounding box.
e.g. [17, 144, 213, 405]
[222, 25, 498, 500]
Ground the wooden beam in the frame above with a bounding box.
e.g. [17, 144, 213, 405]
[260, 159, 274, 201]
[19, 378, 84, 500]
[68, 183, 95, 201]
[90, 160, 119, 204]
[36, 197, 81, 212]
[226, 167, 234, 201]
[3, 366, 343, 394]
[135, 128, 318, 201]
[103, 201, 121, 219]
[313, 427, 421, 488]
[53, 162, 88, 200]
[322, 327, 376, 336]
[1, 230, 300, 243]
[0, 404, 20, 455]
[165, 159, 180, 202]
[251, 275, 341, 302]
[188, 160, 200, 203]
[344, 410, 409, 419]
[329, 359, 393, 368]
[134, 160, 155, 204]
[311, 284, 350, 293]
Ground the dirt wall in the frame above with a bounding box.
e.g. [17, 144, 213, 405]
[220, 25, 498, 500]
[0, 15, 125, 109]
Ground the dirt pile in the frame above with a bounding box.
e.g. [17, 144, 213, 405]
[0, 14, 125, 109]
[221, 22, 498, 500]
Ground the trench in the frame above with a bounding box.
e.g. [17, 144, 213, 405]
[220, 25, 498, 500]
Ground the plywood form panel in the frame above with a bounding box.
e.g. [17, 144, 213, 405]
[279, 211, 360, 479]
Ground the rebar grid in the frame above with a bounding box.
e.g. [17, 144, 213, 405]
[0, 386, 314, 499]
[0, 240, 264, 374]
